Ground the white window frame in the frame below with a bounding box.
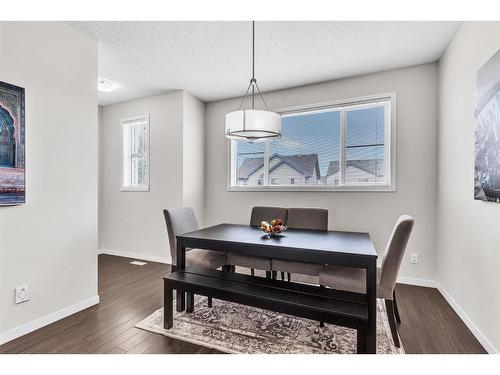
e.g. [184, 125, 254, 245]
[121, 114, 150, 192]
[227, 92, 396, 192]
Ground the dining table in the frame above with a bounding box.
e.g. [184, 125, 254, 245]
[175, 223, 378, 353]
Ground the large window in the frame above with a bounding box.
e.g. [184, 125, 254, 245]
[228, 93, 395, 191]
[122, 115, 149, 191]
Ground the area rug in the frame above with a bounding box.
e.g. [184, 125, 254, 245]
[136, 295, 404, 354]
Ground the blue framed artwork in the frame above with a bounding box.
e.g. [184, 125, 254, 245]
[0, 81, 25, 205]
[474, 49, 500, 202]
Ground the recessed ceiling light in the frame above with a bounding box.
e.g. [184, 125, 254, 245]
[98, 78, 119, 93]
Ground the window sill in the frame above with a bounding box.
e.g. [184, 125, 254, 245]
[226, 185, 396, 192]
[121, 187, 150, 192]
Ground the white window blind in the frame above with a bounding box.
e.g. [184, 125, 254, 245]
[229, 94, 394, 191]
[122, 115, 149, 191]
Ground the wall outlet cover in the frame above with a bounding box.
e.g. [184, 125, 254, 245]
[411, 253, 419, 264]
[15, 285, 29, 304]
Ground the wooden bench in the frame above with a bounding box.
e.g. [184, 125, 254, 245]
[164, 267, 369, 353]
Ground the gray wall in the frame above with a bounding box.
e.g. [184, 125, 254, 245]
[0, 23, 98, 339]
[100, 91, 184, 262]
[205, 64, 439, 282]
[100, 90, 206, 263]
[182, 91, 206, 223]
[437, 22, 500, 353]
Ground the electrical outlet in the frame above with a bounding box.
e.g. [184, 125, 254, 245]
[410, 253, 419, 264]
[15, 285, 29, 304]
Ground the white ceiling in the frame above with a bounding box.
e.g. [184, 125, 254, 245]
[69, 21, 461, 106]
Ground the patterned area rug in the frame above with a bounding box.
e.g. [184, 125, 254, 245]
[136, 296, 404, 354]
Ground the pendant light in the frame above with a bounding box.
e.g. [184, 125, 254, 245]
[225, 21, 281, 143]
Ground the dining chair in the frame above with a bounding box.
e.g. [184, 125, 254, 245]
[271, 207, 329, 282]
[227, 206, 287, 278]
[163, 207, 228, 307]
[318, 215, 414, 347]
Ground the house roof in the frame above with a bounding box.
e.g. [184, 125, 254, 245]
[326, 159, 384, 177]
[238, 153, 320, 180]
[238, 156, 265, 180]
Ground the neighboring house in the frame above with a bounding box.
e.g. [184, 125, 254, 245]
[238, 153, 321, 186]
[325, 159, 384, 185]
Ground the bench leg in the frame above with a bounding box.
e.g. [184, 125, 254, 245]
[186, 292, 194, 313]
[356, 328, 367, 354]
[208, 296, 213, 308]
[266, 271, 271, 279]
[164, 284, 173, 329]
[287, 272, 291, 282]
[176, 290, 185, 312]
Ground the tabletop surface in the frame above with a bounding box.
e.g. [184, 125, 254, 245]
[178, 223, 378, 258]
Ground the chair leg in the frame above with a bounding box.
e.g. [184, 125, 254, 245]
[266, 271, 271, 279]
[251, 268, 255, 276]
[208, 296, 213, 308]
[281, 271, 285, 280]
[393, 290, 401, 323]
[272, 271, 277, 280]
[385, 299, 400, 347]
[287, 272, 291, 282]
[319, 284, 325, 327]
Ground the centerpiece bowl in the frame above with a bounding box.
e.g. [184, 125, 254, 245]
[259, 219, 288, 238]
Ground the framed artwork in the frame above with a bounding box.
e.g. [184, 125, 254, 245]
[474, 49, 500, 202]
[0, 81, 25, 205]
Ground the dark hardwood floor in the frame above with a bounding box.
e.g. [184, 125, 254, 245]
[0, 254, 486, 354]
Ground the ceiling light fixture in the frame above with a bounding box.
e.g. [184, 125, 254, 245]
[225, 21, 281, 143]
[98, 78, 119, 93]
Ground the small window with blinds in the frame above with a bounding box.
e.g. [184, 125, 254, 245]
[121, 115, 150, 191]
[228, 93, 395, 191]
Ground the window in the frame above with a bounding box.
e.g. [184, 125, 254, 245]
[122, 115, 149, 191]
[228, 93, 395, 191]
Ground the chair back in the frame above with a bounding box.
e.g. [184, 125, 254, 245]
[250, 206, 287, 226]
[379, 215, 414, 293]
[286, 207, 328, 231]
[163, 207, 199, 264]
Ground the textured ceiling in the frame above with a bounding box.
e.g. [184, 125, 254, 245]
[69, 21, 461, 106]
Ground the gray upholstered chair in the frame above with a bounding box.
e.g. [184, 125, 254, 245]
[163, 207, 227, 307]
[227, 206, 287, 277]
[319, 215, 414, 347]
[271, 207, 328, 281]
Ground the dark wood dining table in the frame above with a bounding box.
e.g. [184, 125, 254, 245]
[175, 223, 378, 353]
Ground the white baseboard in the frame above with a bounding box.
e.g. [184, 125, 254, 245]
[436, 284, 497, 354]
[0, 295, 100, 345]
[99, 248, 170, 264]
[397, 276, 437, 288]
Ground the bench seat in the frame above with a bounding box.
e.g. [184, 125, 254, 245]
[164, 267, 369, 353]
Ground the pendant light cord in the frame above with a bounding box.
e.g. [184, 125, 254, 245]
[252, 21, 255, 81]
[251, 21, 255, 109]
[237, 20, 270, 111]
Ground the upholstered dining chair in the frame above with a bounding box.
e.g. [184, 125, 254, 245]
[163, 207, 228, 307]
[318, 215, 414, 347]
[271, 207, 329, 282]
[227, 206, 287, 278]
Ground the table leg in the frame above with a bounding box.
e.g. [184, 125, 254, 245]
[365, 258, 377, 353]
[176, 241, 186, 312]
